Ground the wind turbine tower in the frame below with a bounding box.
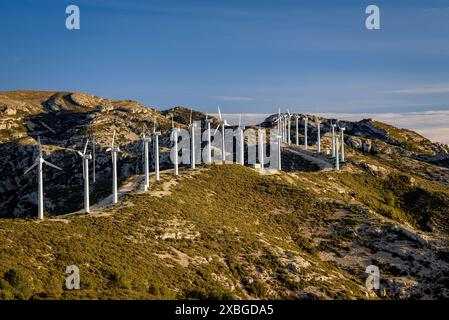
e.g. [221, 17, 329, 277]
[335, 135, 340, 171]
[214, 107, 229, 162]
[237, 114, 245, 165]
[142, 130, 151, 190]
[106, 131, 120, 204]
[24, 137, 62, 220]
[340, 126, 346, 162]
[205, 113, 212, 164]
[153, 122, 161, 181]
[258, 127, 265, 171]
[295, 114, 299, 146]
[331, 122, 337, 158]
[304, 116, 308, 150]
[287, 110, 292, 144]
[77, 139, 92, 213]
[171, 116, 179, 176]
[189, 109, 197, 169]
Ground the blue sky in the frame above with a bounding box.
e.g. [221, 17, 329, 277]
[1, 0, 449, 114]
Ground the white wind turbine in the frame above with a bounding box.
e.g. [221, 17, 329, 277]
[275, 108, 284, 144]
[171, 115, 179, 176]
[287, 110, 292, 144]
[258, 126, 265, 171]
[335, 135, 340, 171]
[141, 127, 151, 190]
[331, 121, 337, 158]
[24, 136, 62, 220]
[276, 111, 282, 170]
[205, 113, 212, 164]
[153, 121, 161, 181]
[283, 113, 288, 143]
[303, 115, 308, 150]
[237, 113, 245, 165]
[189, 109, 197, 169]
[295, 114, 300, 146]
[214, 106, 229, 162]
[106, 130, 120, 204]
[316, 117, 321, 153]
[338, 122, 346, 162]
[77, 139, 92, 213]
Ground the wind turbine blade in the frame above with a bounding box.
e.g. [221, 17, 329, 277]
[213, 124, 220, 135]
[171, 115, 174, 129]
[205, 112, 208, 121]
[82, 159, 85, 179]
[238, 114, 242, 127]
[77, 151, 83, 157]
[218, 106, 222, 121]
[83, 139, 89, 155]
[43, 160, 62, 171]
[106, 148, 111, 152]
[189, 109, 192, 125]
[24, 161, 38, 175]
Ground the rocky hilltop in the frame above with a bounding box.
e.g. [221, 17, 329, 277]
[1, 90, 449, 300]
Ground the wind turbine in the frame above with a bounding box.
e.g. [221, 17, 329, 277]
[338, 123, 346, 162]
[205, 113, 212, 164]
[287, 110, 292, 144]
[214, 106, 229, 162]
[153, 120, 161, 181]
[24, 136, 62, 220]
[276, 112, 282, 170]
[189, 109, 197, 169]
[274, 108, 283, 144]
[335, 135, 340, 171]
[295, 114, 300, 146]
[77, 139, 92, 213]
[237, 113, 245, 165]
[304, 115, 308, 150]
[316, 117, 321, 153]
[171, 115, 179, 176]
[331, 121, 337, 158]
[106, 131, 120, 204]
[258, 126, 265, 171]
[283, 114, 288, 143]
[141, 127, 151, 190]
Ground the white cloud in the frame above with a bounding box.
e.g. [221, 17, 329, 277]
[214, 96, 256, 102]
[389, 85, 449, 94]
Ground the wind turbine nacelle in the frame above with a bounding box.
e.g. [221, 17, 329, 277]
[85, 154, 92, 160]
